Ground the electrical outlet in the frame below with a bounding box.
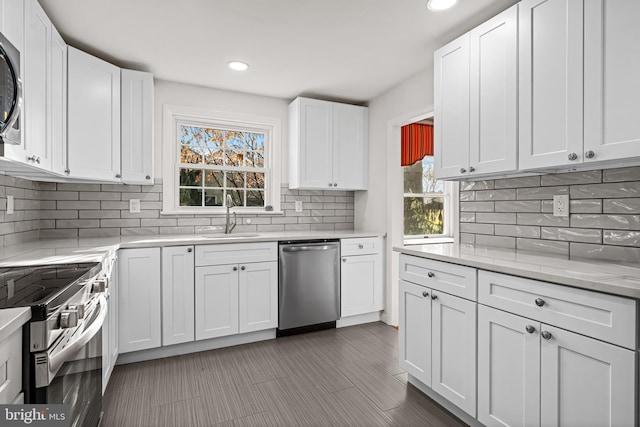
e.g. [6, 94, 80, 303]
[6, 195, 14, 215]
[129, 199, 141, 214]
[553, 195, 569, 217]
[295, 201, 303, 213]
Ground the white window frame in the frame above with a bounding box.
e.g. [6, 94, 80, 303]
[403, 164, 455, 245]
[162, 105, 282, 215]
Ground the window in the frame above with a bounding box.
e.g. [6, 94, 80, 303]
[163, 106, 281, 214]
[403, 156, 453, 242]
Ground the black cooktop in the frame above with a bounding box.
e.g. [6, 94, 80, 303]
[0, 262, 102, 320]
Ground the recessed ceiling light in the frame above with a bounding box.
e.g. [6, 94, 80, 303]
[228, 61, 249, 71]
[426, 0, 457, 11]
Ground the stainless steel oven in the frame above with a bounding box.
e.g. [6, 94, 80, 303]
[0, 31, 22, 146]
[0, 262, 105, 427]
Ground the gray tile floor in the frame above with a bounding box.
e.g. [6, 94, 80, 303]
[102, 322, 466, 426]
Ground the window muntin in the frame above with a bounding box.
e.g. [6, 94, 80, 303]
[403, 156, 450, 238]
[177, 124, 268, 208]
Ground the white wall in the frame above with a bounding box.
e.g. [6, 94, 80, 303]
[355, 68, 434, 325]
[153, 80, 290, 181]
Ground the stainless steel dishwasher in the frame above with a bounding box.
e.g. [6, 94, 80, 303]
[278, 240, 340, 336]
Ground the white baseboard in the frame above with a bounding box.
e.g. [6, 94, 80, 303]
[408, 374, 484, 427]
[336, 311, 381, 328]
[115, 329, 276, 365]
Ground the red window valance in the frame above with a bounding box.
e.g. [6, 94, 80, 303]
[401, 123, 433, 166]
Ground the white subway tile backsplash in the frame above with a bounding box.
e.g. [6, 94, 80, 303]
[494, 200, 540, 213]
[494, 176, 541, 189]
[494, 225, 541, 238]
[460, 180, 494, 191]
[540, 227, 602, 244]
[475, 234, 515, 249]
[517, 186, 569, 200]
[540, 170, 601, 186]
[571, 182, 640, 199]
[475, 189, 516, 201]
[460, 202, 494, 212]
[603, 230, 640, 247]
[603, 198, 640, 214]
[602, 166, 640, 183]
[517, 213, 570, 227]
[517, 238, 569, 255]
[475, 213, 516, 224]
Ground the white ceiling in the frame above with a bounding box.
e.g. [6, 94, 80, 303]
[39, 0, 518, 104]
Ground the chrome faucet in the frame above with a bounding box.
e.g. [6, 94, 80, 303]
[225, 194, 237, 234]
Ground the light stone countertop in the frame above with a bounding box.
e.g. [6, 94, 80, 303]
[0, 231, 385, 267]
[394, 243, 640, 299]
[0, 308, 31, 343]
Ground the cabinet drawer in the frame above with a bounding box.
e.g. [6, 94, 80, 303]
[195, 242, 277, 266]
[478, 270, 638, 349]
[399, 254, 477, 300]
[341, 237, 382, 256]
[0, 328, 22, 404]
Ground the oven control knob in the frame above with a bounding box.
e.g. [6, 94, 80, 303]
[68, 304, 85, 319]
[60, 310, 79, 328]
[92, 279, 107, 293]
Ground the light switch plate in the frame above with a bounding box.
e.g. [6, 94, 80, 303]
[295, 201, 303, 213]
[129, 199, 141, 214]
[553, 195, 569, 217]
[6, 195, 14, 215]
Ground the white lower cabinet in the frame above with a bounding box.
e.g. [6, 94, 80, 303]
[398, 279, 477, 418]
[479, 305, 637, 427]
[102, 255, 119, 394]
[341, 237, 384, 318]
[162, 246, 195, 346]
[195, 260, 277, 340]
[118, 248, 161, 354]
[195, 264, 239, 340]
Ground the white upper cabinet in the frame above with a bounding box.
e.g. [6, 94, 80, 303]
[49, 26, 67, 176]
[583, 0, 640, 163]
[435, 5, 517, 180]
[0, 0, 24, 51]
[22, 0, 52, 170]
[434, 34, 470, 180]
[519, 0, 583, 170]
[121, 69, 154, 185]
[67, 46, 121, 181]
[289, 97, 368, 190]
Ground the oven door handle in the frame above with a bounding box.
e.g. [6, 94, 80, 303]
[49, 294, 107, 374]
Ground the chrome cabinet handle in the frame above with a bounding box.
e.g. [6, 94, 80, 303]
[585, 150, 595, 159]
[460, 168, 467, 174]
[469, 166, 475, 172]
[358, 244, 364, 249]
[427, 272, 435, 278]
[145, 175, 151, 180]
[233, 266, 238, 271]
[241, 266, 246, 271]
[328, 183, 333, 187]
[431, 294, 438, 301]
[535, 298, 545, 307]
[36, 156, 41, 164]
[568, 152, 578, 161]
[27, 155, 37, 162]
[187, 248, 193, 253]
[115, 173, 121, 178]
[64, 169, 70, 175]
[541, 331, 552, 340]
[333, 183, 338, 187]
[525, 325, 536, 334]
[422, 291, 429, 298]
[342, 258, 347, 263]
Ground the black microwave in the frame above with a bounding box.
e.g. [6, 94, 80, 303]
[0, 32, 22, 146]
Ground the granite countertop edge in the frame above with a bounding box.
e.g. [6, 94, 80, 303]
[394, 243, 640, 300]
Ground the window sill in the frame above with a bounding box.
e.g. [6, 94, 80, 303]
[403, 237, 454, 246]
[161, 209, 284, 216]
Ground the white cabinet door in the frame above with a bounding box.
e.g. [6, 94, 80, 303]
[0, 0, 24, 51]
[540, 324, 636, 427]
[584, 0, 640, 163]
[478, 305, 541, 427]
[162, 246, 195, 346]
[332, 103, 367, 190]
[108, 257, 118, 374]
[121, 69, 154, 185]
[291, 97, 333, 189]
[195, 265, 239, 340]
[518, 0, 583, 170]
[67, 47, 121, 181]
[341, 254, 383, 317]
[49, 26, 67, 176]
[118, 248, 161, 353]
[398, 280, 431, 386]
[102, 294, 111, 394]
[434, 33, 470, 180]
[238, 261, 277, 333]
[431, 291, 477, 417]
[22, 0, 51, 170]
[469, 5, 518, 176]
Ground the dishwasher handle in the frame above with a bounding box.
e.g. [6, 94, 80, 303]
[281, 245, 337, 253]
